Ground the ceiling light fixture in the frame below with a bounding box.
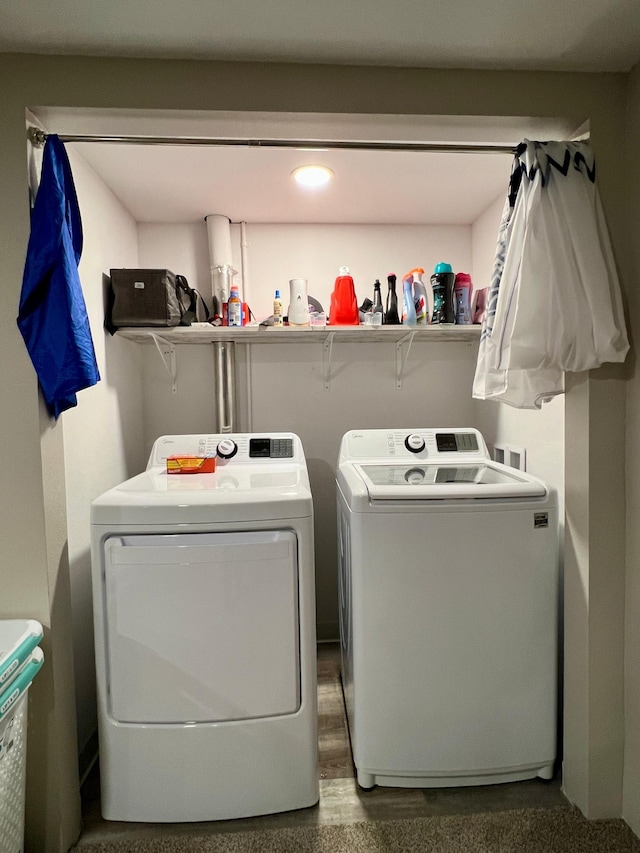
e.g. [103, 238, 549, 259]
[292, 165, 334, 188]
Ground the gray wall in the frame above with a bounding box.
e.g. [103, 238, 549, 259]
[623, 60, 640, 837]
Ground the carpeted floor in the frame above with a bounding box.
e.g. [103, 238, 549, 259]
[72, 805, 640, 852]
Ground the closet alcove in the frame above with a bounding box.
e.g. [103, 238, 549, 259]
[29, 106, 572, 775]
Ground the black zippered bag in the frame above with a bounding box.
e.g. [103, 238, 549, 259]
[108, 269, 208, 329]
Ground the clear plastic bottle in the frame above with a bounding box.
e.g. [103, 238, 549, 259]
[228, 284, 242, 327]
[273, 289, 284, 326]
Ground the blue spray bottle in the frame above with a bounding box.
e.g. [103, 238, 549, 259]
[402, 273, 417, 325]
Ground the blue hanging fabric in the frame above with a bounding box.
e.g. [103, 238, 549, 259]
[17, 134, 100, 418]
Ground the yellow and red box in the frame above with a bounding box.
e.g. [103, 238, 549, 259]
[166, 456, 216, 474]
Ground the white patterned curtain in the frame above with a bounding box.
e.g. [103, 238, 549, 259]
[472, 140, 629, 409]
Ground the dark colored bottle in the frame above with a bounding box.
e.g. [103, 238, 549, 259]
[373, 279, 383, 315]
[430, 262, 456, 325]
[384, 274, 400, 325]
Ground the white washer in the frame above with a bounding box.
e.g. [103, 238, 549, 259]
[336, 428, 559, 790]
[91, 432, 318, 822]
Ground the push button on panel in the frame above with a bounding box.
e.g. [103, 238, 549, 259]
[270, 439, 293, 458]
[456, 433, 479, 451]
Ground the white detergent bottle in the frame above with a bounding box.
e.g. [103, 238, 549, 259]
[410, 267, 429, 324]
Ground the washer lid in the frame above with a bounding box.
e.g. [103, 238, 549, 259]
[354, 462, 547, 500]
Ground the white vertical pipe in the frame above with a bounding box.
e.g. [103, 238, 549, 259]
[205, 214, 236, 311]
[206, 214, 233, 268]
[240, 221, 250, 305]
[213, 341, 235, 433]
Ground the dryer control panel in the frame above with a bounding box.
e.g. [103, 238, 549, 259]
[148, 433, 301, 469]
[338, 428, 489, 463]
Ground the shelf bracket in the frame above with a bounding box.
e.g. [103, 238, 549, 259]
[323, 332, 335, 391]
[150, 333, 178, 394]
[396, 331, 416, 390]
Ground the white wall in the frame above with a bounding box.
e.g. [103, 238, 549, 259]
[138, 222, 211, 308]
[63, 149, 145, 760]
[470, 193, 503, 293]
[228, 223, 472, 320]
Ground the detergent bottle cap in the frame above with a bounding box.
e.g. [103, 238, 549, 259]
[434, 262, 453, 274]
[339, 266, 350, 275]
[275, 289, 281, 298]
[404, 267, 425, 282]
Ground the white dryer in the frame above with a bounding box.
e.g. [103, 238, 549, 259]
[336, 428, 559, 790]
[91, 432, 318, 822]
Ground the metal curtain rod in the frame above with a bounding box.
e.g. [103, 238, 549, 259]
[26, 126, 517, 154]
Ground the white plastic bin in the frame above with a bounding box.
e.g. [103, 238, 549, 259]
[0, 621, 44, 853]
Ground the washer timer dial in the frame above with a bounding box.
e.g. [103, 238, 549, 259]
[404, 434, 426, 453]
[216, 438, 238, 460]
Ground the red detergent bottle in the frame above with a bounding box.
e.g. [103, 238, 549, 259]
[329, 266, 359, 325]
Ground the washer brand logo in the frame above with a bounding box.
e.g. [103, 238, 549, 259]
[534, 513, 549, 529]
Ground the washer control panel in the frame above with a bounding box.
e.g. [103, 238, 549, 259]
[340, 428, 488, 462]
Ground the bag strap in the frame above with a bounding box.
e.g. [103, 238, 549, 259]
[196, 291, 211, 321]
[175, 274, 210, 325]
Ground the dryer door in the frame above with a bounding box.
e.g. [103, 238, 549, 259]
[102, 530, 299, 724]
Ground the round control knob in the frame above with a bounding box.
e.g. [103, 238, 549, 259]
[405, 467, 426, 485]
[216, 438, 238, 460]
[404, 433, 425, 453]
